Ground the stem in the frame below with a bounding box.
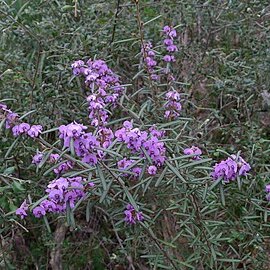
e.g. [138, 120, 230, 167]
[134, 0, 158, 104]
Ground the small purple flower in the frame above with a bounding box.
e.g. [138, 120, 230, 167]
[132, 167, 142, 179]
[41, 200, 56, 212]
[64, 191, 76, 202]
[163, 55, 175, 62]
[27, 125, 43, 138]
[164, 90, 181, 120]
[33, 206, 46, 218]
[0, 103, 8, 111]
[71, 60, 85, 76]
[124, 204, 144, 225]
[82, 153, 98, 165]
[15, 200, 28, 219]
[49, 153, 60, 163]
[266, 184, 270, 193]
[12, 123, 30, 136]
[163, 25, 171, 34]
[88, 182, 95, 187]
[148, 165, 157, 175]
[48, 189, 64, 202]
[184, 146, 202, 160]
[32, 153, 43, 165]
[5, 112, 19, 129]
[53, 161, 74, 175]
[164, 38, 174, 46]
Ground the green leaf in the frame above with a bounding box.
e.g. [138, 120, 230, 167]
[208, 177, 222, 191]
[219, 184, 225, 206]
[155, 167, 168, 187]
[19, 110, 36, 120]
[12, 181, 25, 192]
[43, 215, 51, 233]
[5, 137, 20, 158]
[96, 164, 107, 191]
[165, 160, 186, 183]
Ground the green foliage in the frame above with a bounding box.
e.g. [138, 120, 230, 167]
[1, 0, 270, 269]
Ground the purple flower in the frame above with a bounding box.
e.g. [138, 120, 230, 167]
[184, 146, 202, 160]
[115, 121, 166, 168]
[55, 177, 69, 190]
[211, 154, 251, 183]
[49, 153, 60, 163]
[48, 189, 64, 202]
[132, 167, 142, 179]
[5, 112, 19, 129]
[88, 182, 95, 187]
[163, 55, 175, 62]
[32, 153, 43, 165]
[164, 90, 181, 120]
[40, 200, 56, 212]
[71, 60, 85, 76]
[31, 176, 88, 217]
[15, 200, 28, 219]
[72, 58, 124, 127]
[266, 184, 270, 193]
[148, 165, 157, 175]
[163, 25, 171, 34]
[12, 123, 30, 136]
[33, 206, 46, 218]
[0, 103, 8, 111]
[53, 161, 74, 175]
[124, 204, 144, 225]
[27, 125, 43, 138]
[97, 127, 114, 148]
[167, 45, 178, 52]
[164, 38, 174, 46]
[64, 191, 76, 203]
[150, 74, 159, 80]
[82, 153, 98, 165]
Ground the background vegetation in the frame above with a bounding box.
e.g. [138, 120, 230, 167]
[0, 0, 270, 269]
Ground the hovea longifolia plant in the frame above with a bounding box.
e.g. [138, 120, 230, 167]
[0, 1, 269, 269]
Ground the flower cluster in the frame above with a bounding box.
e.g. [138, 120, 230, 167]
[58, 122, 114, 166]
[0, 103, 43, 138]
[164, 90, 182, 120]
[211, 154, 251, 182]
[184, 146, 202, 160]
[124, 204, 144, 225]
[142, 42, 158, 80]
[117, 158, 142, 180]
[71, 59, 124, 126]
[16, 177, 94, 219]
[162, 25, 178, 62]
[115, 121, 166, 175]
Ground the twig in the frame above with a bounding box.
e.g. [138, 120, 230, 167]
[110, 0, 121, 44]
